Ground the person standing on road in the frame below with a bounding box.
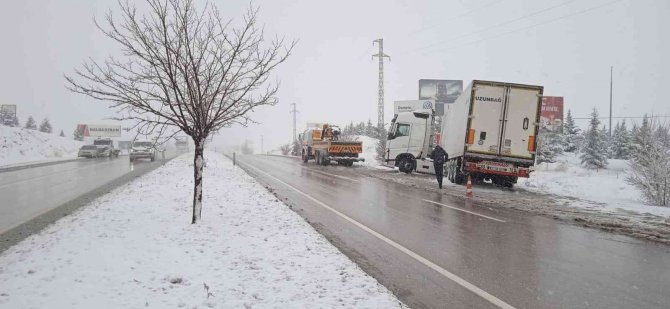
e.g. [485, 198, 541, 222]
[430, 144, 448, 189]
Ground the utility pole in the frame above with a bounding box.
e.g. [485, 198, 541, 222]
[373, 39, 390, 129]
[290, 103, 299, 143]
[609, 66, 613, 137]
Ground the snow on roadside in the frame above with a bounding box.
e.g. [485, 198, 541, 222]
[351, 135, 381, 167]
[0, 152, 404, 308]
[0, 125, 83, 166]
[519, 153, 670, 218]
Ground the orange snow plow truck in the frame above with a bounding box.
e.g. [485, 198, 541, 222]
[299, 123, 365, 166]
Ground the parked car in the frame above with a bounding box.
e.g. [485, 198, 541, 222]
[78, 145, 101, 158]
[129, 140, 156, 162]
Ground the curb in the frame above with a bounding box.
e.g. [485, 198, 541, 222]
[0, 158, 85, 173]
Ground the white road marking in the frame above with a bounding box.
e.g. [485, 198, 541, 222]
[0, 160, 120, 189]
[422, 199, 507, 223]
[237, 160, 516, 309]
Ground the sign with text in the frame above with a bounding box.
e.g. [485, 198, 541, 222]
[540, 96, 564, 130]
[79, 124, 122, 137]
[394, 100, 436, 115]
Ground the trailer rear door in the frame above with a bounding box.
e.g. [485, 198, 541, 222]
[465, 83, 506, 155]
[500, 86, 542, 160]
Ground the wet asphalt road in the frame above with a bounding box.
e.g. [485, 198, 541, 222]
[0, 155, 172, 234]
[237, 155, 670, 309]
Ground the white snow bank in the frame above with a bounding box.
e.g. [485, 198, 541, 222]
[349, 135, 381, 167]
[519, 153, 670, 218]
[0, 125, 83, 166]
[0, 152, 403, 308]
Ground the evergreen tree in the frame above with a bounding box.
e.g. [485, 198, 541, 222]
[612, 120, 632, 159]
[25, 116, 37, 130]
[600, 125, 611, 158]
[365, 119, 374, 138]
[563, 109, 580, 152]
[627, 121, 670, 206]
[580, 108, 608, 169]
[375, 126, 388, 161]
[39, 118, 53, 133]
[355, 122, 365, 135]
[59, 130, 66, 137]
[73, 126, 84, 141]
[291, 139, 301, 156]
[537, 125, 564, 163]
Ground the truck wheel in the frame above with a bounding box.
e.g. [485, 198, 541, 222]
[322, 152, 330, 166]
[315, 151, 322, 165]
[398, 157, 415, 174]
[151, 155, 155, 162]
[302, 151, 308, 163]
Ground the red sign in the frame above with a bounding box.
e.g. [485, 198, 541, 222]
[540, 96, 564, 129]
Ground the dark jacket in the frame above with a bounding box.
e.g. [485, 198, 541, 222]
[430, 145, 448, 165]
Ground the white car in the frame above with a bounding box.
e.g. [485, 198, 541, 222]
[129, 140, 156, 162]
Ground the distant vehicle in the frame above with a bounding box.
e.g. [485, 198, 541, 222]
[130, 140, 156, 162]
[175, 137, 189, 152]
[385, 80, 543, 187]
[93, 138, 120, 158]
[300, 124, 364, 166]
[78, 145, 102, 158]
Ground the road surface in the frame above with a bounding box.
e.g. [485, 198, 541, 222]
[237, 155, 670, 309]
[0, 155, 172, 234]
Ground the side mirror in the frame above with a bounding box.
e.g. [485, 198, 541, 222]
[387, 132, 394, 140]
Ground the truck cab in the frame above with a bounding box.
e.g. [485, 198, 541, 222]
[385, 109, 434, 173]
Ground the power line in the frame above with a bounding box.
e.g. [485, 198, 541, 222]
[408, 0, 503, 35]
[418, 0, 625, 55]
[406, 0, 579, 54]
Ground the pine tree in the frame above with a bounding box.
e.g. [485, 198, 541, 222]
[612, 120, 632, 159]
[600, 125, 611, 158]
[537, 124, 564, 163]
[59, 130, 66, 137]
[73, 126, 84, 141]
[580, 108, 608, 169]
[25, 116, 37, 130]
[39, 118, 53, 133]
[291, 139, 301, 156]
[627, 121, 670, 206]
[563, 109, 580, 152]
[365, 119, 374, 138]
[375, 126, 388, 161]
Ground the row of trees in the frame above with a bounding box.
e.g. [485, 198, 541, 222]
[2, 114, 67, 137]
[538, 108, 669, 206]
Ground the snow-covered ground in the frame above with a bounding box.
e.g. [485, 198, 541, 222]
[0, 125, 83, 166]
[519, 153, 670, 218]
[351, 135, 381, 167]
[0, 152, 403, 308]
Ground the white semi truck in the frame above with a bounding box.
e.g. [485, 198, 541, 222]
[384, 80, 543, 187]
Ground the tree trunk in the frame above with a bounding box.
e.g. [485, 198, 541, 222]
[192, 141, 205, 224]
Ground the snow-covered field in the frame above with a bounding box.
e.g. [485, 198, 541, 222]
[519, 153, 670, 218]
[0, 152, 403, 308]
[0, 125, 83, 166]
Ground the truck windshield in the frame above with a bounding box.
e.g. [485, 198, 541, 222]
[134, 142, 153, 147]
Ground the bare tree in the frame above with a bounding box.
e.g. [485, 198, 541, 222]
[65, 0, 294, 223]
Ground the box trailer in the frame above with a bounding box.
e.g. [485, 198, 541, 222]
[384, 80, 543, 187]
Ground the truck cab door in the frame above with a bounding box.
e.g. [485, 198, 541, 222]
[386, 122, 412, 161]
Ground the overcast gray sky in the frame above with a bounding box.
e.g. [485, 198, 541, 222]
[1, 0, 668, 152]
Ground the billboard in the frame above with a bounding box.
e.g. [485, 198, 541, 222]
[78, 124, 122, 137]
[540, 96, 564, 130]
[419, 79, 463, 104]
[0, 105, 17, 126]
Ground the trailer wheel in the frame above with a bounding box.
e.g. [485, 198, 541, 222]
[315, 151, 321, 165]
[302, 151, 308, 163]
[449, 158, 466, 184]
[322, 152, 330, 166]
